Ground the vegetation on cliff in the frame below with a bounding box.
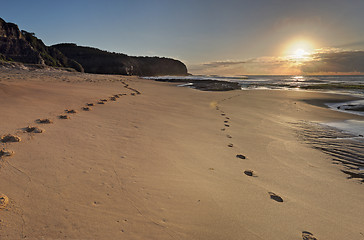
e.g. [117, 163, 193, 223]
[21, 31, 84, 72]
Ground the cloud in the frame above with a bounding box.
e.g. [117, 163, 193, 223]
[202, 61, 246, 68]
[334, 40, 364, 49]
[301, 50, 364, 73]
[189, 49, 364, 75]
[189, 57, 301, 75]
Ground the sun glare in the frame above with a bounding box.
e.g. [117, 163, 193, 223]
[293, 48, 309, 58]
[283, 39, 316, 61]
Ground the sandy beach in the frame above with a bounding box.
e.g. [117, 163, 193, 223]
[1, 69, 364, 240]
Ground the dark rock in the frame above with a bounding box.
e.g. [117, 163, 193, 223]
[154, 78, 240, 91]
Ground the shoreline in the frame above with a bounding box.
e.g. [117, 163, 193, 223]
[1, 70, 364, 239]
[146, 75, 364, 118]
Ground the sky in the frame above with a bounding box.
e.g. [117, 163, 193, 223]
[1, 0, 364, 75]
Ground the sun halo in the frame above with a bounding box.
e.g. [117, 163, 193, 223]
[284, 39, 316, 61]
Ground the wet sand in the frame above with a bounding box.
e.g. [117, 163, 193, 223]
[0, 69, 364, 239]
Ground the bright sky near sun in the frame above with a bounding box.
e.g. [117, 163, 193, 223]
[1, 0, 364, 75]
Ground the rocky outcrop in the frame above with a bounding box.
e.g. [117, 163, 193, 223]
[52, 43, 188, 76]
[152, 78, 241, 91]
[0, 18, 83, 72]
[130, 56, 188, 76]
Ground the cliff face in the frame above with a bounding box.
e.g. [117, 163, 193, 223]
[0, 17, 188, 76]
[0, 18, 43, 64]
[130, 56, 188, 76]
[52, 44, 131, 75]
[0, 18, 83, 72]
[52, 43, 188, 76]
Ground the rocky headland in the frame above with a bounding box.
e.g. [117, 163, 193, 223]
[0, 17, 188, 76]
[52, 43, 188, 76]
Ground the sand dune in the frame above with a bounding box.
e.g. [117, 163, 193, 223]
[0, 69, 364, 239]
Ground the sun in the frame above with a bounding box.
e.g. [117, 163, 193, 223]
[293, 48, 309, 59]
[283, 38, 316, 61]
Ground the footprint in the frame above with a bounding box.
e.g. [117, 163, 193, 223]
[224, 120, 229, 123]
[86, 103, 94, 106]
[59, 115, 70, 119]
[65, 109, 77, 114]
[24, 126, 44, 133]
[236, 154, 246, 159]
[221, 113, 226, 116]
[225, 117, 230, 120]
[82, 107, 91, 111]
[97, 101, 105, 105]
[226, 134, 232, 138]
[208, 168, 215, 171]
[113, 95, 120, 98]
[268, 192, 284, 202]
[224, 124, 230, 127]
[0, 149, 14, 158]
[221, 128, 226, 131]
[244, 170, 256, 177]
[0, 134, 21, 143]
[302, 231, 318, 240]
[36, 118, 53, 124]
[0, 194, 9, 209]
[110, 97, 117, 101]
[131, 93, 135, 96]
[228, 143, 233, 147]
[100, 99, 108, 102]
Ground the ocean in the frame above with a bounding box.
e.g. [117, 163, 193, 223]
[146, 74, 364, 93]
